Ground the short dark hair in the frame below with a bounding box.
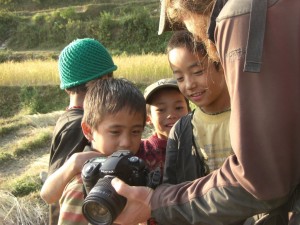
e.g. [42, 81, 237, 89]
[65, 83, 87, 93]
[83, 78, 146, 130]
[167, 30, 220, 70]
[65, 72, 113, 94]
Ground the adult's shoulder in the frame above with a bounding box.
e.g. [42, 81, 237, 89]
[217, 0, 278, 21]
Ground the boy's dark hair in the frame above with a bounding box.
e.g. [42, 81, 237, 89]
[167, 30, 220, 70]
[65, 72, 113, 94]
[83, 78, 146, 130]
[65, 83, 87, 94]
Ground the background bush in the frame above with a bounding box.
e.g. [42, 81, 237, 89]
[0, 1, 172, 59]
[0, 86, 68, 117]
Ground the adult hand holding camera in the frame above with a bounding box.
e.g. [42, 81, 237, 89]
[112, 177, 153, 225]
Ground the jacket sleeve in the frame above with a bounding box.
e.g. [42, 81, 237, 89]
[152, 157, 289, 225]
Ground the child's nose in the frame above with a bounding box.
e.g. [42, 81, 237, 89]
[119, 136, 132, 149]
[167, 113, 176, 119]
[185, 76, 196, 90]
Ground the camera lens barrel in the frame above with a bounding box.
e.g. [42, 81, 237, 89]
[82, 176, 126, 225]
[82, 151, 159, 225]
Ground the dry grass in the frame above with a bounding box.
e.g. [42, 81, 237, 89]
[0, 191, 48, 225]
[23, 111, 64, 127]
[0, 54, 172, 86]
[0, 60, 59, 86]
[113, 53, 173, 83]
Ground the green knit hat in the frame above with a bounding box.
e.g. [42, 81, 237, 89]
[59, 38, 117, 89]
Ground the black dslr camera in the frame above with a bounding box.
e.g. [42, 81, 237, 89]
[81, 150, 160, 225]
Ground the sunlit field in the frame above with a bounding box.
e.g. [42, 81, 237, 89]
[0, 54, 173, 86]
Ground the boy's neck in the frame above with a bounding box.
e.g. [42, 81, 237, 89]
[200, 106, 231, 115]
[200, 92, 231, 115]
[68, 92, 86, 108]
[199, 100, 231, 115]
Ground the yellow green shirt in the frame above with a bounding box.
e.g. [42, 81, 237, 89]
[192, 107, 233, 173]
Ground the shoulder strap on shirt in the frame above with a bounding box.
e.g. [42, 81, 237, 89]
[243, 0, 268, 73]
[209, 0, 269, 73]
[178, 110, 208, 177]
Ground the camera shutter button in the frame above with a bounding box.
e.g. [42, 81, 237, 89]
[128, 156, 139, 163]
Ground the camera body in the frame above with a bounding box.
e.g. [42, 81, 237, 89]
[81, 150, 160, 225]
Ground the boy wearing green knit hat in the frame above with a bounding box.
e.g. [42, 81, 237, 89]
[42, 38, 117, 225]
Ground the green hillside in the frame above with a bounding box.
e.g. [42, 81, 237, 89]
[0, 0, 172, 61]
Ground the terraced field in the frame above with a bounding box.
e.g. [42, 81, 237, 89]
[0, 111, 63, 225]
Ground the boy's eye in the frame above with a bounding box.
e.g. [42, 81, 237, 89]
[156, 108, 164, 112]
[176, 106, 184, 110]
[132, 129, 143, 135]
[193, 70, 204, 75]
[109, 130, 120, 135]
[174, 75, 184, 82]
[173, 71, 183, 82]
[177, 77, 184, 82]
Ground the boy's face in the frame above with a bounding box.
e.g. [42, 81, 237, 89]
[168, 46, 229, 114]
[83, 108, 144, 156]
[148, 88, 189, 140]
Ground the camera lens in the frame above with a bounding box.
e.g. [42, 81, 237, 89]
[83, 201, 110, 223]
[82, 176, 126, 225]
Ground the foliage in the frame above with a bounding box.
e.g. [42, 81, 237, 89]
[19, 85, 68, 115]
[0, 128, 52, 164]
[10, 175, 41, 197]
[0, 86, 21, 117]
[0, 10, 19, 43]
[0, 119, 30, 136]
[0, 152, 13, 164]
[0, 0, 96, 10]
[1, 2, 170, 56]
[0, 85, 68, 118]
[0, 50, 58, 63]
[13, 131, 52, 156]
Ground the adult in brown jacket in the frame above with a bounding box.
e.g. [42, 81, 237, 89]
[112, 0, 300, 224]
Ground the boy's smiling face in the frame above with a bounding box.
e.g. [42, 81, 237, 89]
[83, 107, 145, 156]
[148, 88, 189, 140]
[169, 46, 229, 114]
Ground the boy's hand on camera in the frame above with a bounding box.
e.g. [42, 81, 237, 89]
[70, 151, 102, 173]
[112, 177, 153, 225]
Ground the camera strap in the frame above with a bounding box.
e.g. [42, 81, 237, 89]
[148, 167, 161, 189]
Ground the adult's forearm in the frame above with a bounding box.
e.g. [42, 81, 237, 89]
[152, 159, 289, 225]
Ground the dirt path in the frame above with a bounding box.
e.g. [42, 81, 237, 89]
[0, 112, 63, 184]
[0, 146, 49, 184]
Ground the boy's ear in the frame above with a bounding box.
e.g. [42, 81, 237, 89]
[146, 115, 152, 125]
[81, 122, 93, 141]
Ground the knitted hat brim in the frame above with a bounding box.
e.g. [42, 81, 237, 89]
[60, 65, 117, 89]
